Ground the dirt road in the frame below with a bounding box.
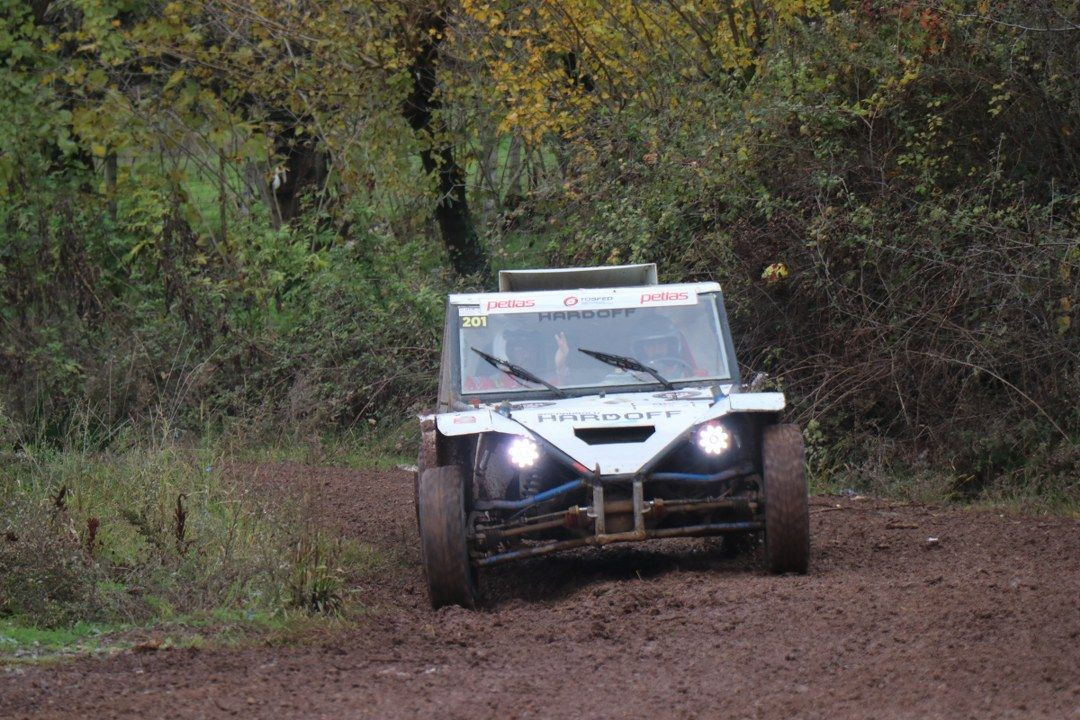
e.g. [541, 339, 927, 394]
[2, 465, 1077, 719]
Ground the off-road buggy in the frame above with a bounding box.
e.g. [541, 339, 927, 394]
[416, 264, 809, 608]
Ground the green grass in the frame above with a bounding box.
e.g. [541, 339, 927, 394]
[0, 608, 299, 663]
[0, 618, 115, 655]
[0, 431, 403, 660]
[181, 160, 261, 240]
[808, 460, 1079, 516]
[204, 417, 417, 471]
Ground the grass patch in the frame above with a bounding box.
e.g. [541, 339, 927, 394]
[0, 433, 398, 659]
[0, 608, 295, 663]
[807, 446, 1079, 517]
[0, 618, 114, 655]
[209, 419, 417, 471]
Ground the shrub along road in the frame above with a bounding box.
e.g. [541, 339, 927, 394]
[1, 464, 1077, 719]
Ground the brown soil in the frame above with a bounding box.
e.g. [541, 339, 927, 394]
[2, 465, 1078, 719]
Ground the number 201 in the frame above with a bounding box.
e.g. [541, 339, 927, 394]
[462, 316, 488, 327]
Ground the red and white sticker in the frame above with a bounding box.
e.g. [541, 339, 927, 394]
[476, 287, 698, 314]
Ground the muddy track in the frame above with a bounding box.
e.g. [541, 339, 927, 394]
[2, 465, 1077, 719]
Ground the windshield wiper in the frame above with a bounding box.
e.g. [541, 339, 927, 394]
[577, 348, 675, 390]
[470, 347, 568, 397]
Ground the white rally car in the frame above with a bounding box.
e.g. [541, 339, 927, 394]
[416, 264, 809, 608]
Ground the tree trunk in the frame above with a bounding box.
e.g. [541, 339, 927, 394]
[502, 134, 525, 209]
[402, 10, 489, 278]
[267, 112, 329, 227]
[105, 151, 117, 222]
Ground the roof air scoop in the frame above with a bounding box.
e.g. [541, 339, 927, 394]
[498, 264, 658, 292]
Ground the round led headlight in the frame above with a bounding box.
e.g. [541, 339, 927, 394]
[507, 436, 540, 468]
[696, 423, 731, 455]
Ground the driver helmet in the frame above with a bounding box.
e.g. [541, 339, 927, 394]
[499, 329, 551, 369]
[631, 316, 682, 361]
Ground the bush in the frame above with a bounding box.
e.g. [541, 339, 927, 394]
[0, 496, 98, 627]
[0, 439, 362, 627]
[526, 3, 1079, 498]
[0, 200, 450, 443]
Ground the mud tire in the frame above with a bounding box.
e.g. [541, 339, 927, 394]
[762, 424, 810, 574]
[417, 465, 478, 609]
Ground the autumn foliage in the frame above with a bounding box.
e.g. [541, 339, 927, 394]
[0, 0, 1076, 500]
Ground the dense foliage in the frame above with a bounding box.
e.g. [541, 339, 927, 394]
[1, 0, 1077, 501]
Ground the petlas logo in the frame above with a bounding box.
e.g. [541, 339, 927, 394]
[640, 291, 689, 304]
[486, 298, 536, 311]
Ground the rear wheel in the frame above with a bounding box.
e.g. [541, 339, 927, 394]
[417, 465, 478, 608]
[762, 424, 810, 574]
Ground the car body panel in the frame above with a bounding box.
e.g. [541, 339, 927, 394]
[428, 388, 785, 475]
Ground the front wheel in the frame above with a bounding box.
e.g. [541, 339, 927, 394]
[417, 465, 478, 609]
[762, 424, 810, 574]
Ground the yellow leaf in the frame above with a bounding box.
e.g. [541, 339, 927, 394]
[762, 262, 789, 284]
[164, 68, 186, 91]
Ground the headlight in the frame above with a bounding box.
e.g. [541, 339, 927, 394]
[696, 423, 731, 455]
[507, 436, 540, 468]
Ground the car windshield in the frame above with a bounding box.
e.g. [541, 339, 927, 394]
[456, 293, 731, 395]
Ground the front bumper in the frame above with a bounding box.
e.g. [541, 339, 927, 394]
[470, 464, 761, 566]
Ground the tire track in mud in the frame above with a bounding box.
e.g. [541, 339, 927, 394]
[2, 465, 1077, 720]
